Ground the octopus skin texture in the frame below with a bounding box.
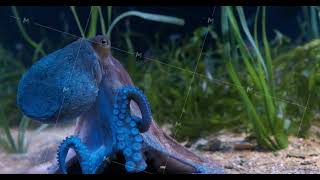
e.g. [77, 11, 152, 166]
[57, 86, 151, 174]
[16, 35, 225, 174]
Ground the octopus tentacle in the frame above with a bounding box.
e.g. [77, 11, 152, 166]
[57, 86, 152, 174]
[57, 136, 93, 174]
[113, 86, 151, 172]
[57, 136, 110, 174]
[115, 86, 152, 133]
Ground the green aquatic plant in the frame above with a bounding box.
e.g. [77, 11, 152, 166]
[70, 6, 185, 38]
[274, 39, 320, 137]
[0, 44, 50, 154]
[131, 26, 246, 140]
[71, 6, 186, 86]
[220, 6, 288, 150]
[0, 112, 30, 153]
[70, 6, 185, 75]
[5, 7, 51, 153]
[70, 6, 86, 37]
[298, 6, 320, 41]
[0, 44, 50, 153]
[11, 6, 46, 57]
[106, 10, 185, 38]
[0, 45, 29, 153]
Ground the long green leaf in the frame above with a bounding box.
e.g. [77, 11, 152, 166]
[234, 7, 277, 140]
[262, 6, 275, 91]
[87, 6, 99, 38]
[0, 135, 11, 152]
[11, 6, 46, 56]
[107, 11, 185, 38]
[226, 61, 276, 149]
[32, 40, 45, 62]
[222, 6, 286, 150]
[236, 6, 269, 78]
[261, 7, 286, 147]
[107, 6, 112, 28]
[254, 7, 260, 47]
[310, 6, 319, 38]
[70, 6, 85, 37]
[98, 6, 106, 35]
[17, 116, 29, 153]
[0, 108, 16, 152]
[124, 33, 136, 73]
[225, 7, 262, 90]
[222, 7, 268, 146]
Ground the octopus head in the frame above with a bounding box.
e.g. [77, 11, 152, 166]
[90, 35, 111, 61]
[17, 36, 109, 124]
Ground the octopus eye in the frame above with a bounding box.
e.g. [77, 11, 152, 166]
[101, 39, 108, 45]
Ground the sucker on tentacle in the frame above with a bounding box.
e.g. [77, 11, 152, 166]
[113, 86, 152, 172]
[114, 86, 152, 133]
[57, 136, 108, 174]
[57, 86, 152, 174]
[57, 136, 91, 174]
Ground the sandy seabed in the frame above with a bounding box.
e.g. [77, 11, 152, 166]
[0, 125, 320, 174]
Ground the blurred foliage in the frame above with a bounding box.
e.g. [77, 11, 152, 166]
[4, 6, 320, 153]
[0, 45, 30, 153]
[274, 39, 320, 138]
[132, 27, 246, 140]
[0, 6, 49, 153]
[298, 6, 320, 42]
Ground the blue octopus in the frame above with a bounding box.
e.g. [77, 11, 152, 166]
[57, 86, 152, 174]
[17, 36, 224, 174]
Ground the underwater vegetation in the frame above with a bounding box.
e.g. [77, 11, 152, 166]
[220, 6, 288, 150]
[1, 6, 320, 153]
[275, 39, 320, 137]
[0, 45, 29, 153]
[0, 41, 48, 153]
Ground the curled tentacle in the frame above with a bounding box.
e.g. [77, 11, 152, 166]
[56, 86, 152, 174]
[57, 136, 95, 174]
[113, 86, 151, 173]
[115, 86, 152, 132]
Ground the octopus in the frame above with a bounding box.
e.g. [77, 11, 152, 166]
[16, 35, 224, 174]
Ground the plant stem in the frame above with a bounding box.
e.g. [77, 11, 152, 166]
[98, 6, 107, 35]
[70, 6, 85, 37]
[11, 6, 46, 56]
[106, 11, 185, 38]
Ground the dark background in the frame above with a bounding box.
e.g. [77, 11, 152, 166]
[0, 6, 302, 55]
